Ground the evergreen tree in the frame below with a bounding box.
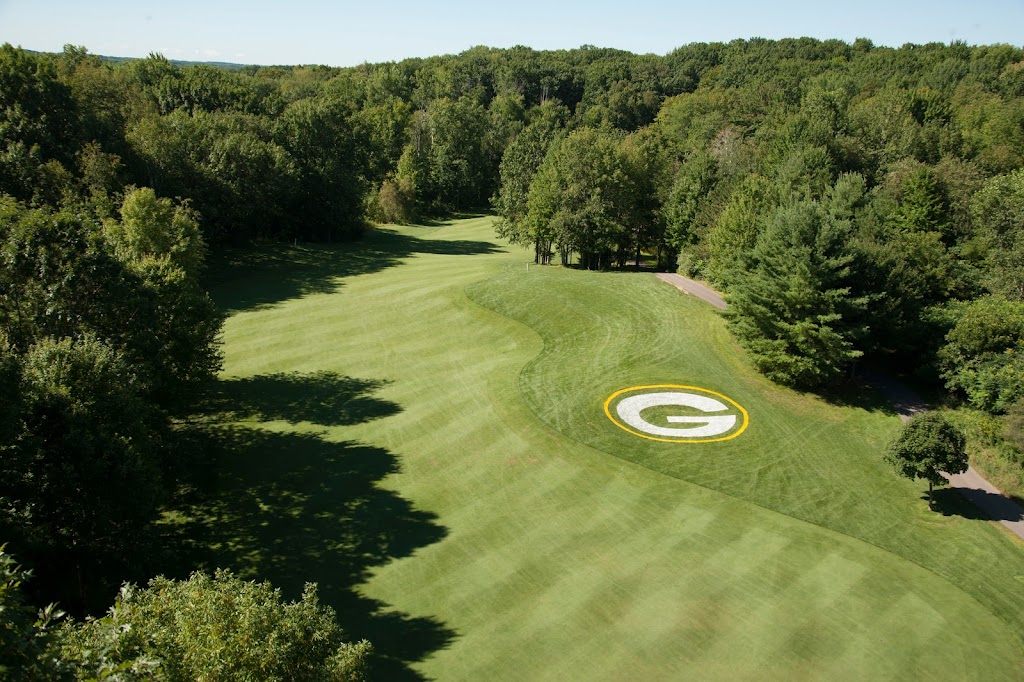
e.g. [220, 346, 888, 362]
[727, 200, 869, 389]
[894, 167, 949, 237]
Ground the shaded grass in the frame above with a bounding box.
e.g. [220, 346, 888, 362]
[204, 372, 401, 426]
[179, 216, 1024, 679]
[163, 373, 453, 679]
[204, 225, 503, 314]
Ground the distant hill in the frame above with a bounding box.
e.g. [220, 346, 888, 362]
[100, 54, 254, 70]
[23, 48, 254, 70]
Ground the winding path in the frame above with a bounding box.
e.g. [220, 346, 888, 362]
[658, 272, 1024, 540]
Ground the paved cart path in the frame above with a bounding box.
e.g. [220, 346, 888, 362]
[658, 272, 1024, 540]
[656, 272, 727, 310]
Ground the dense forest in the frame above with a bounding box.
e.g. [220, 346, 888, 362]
[3, 37, 1024, 676]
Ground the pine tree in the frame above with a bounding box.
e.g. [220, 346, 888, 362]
[727, 200, 869, 389]
[895, 167, 949, 237]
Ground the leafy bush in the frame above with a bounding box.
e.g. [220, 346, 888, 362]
[1002, 400, 1024, 461]
[675, 250, 709, 279]
[377, 176, 416, 224]
[0, 545, 63, 681]
[939, 296, 1024, 412]
[56, 570, 372, 681]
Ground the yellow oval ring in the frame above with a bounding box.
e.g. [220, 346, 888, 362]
[603, 384, 749, 443]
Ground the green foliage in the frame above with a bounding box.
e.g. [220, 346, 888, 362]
[421, 96, 492, 211]
[0, 196, 222, 610]
[1001, 399, 1024, 456]
[771, 144, 835, 200]
[104, 187, 205, 277]
[56, 570, 372, 681]
[663, 152, 717, 249]
[939, 296, 1024, 412]
[848, 88, 923, 170]
[0, 197, 222, 415]
[0, 545, 63, 681]
[525, 127, 639, 269]
[885, 413, 968, 507]
[705, 173, 773, 287]
[655, 89, 739, 154]
[727, 199, 869, 389]
[270, 95, 366, 241]
[972, 168, 1024, 299]
[1, 334, 164, 609]
[493, 107, 565, 260]
[354, 96, 412, 183]
[859, 229, 960, 357]
[374, 176, 417, 224]
[0, 44, 76, 205]
[0, 199, 132, 351]
[138, 60, 283, 118]
[129, 256, 223, 411]
[893, 167, 949, 236]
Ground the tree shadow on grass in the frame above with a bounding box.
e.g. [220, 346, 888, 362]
[163, 426, 454, 679]
[203, 372, 401, 426]
[817, 376, 904, 417]
[205, 226, 504, 314]
[160, 372, 454, 679]
[930, 486, 1024, 523]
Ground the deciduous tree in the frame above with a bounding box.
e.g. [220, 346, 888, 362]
[938, 296, 1024, 413]
[104, 187, 205, 277]
[56, 570, 372, 681]
[885, 412, 968, 510]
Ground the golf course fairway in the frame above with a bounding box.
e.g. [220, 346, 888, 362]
[197, 216, 1024, 680]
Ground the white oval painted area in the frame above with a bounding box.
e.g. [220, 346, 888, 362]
[616, 392, 737, 439]
[603, 384, 749, 443]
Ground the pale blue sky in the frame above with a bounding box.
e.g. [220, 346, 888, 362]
[1, 0, 1022, 66]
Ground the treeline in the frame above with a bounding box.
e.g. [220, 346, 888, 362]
[0, 186, 218, 599]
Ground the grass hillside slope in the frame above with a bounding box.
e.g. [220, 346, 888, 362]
[190, 216, 1024, 680]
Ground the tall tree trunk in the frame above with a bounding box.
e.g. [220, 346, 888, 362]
[928, 480, 934, 511]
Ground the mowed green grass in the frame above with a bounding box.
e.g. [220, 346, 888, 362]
[206, 216, 1024, 680]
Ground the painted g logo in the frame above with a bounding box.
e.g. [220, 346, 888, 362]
[604, 384, 748, 443]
